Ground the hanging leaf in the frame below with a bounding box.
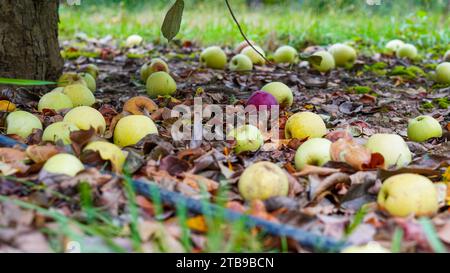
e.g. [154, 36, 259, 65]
[0, 78, 56, 86]
[161, 0, 185, 42]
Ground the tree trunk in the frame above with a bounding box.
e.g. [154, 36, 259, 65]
[0, 0, 63, 81]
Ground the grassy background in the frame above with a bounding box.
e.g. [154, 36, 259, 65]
[59, 0, 450, 51]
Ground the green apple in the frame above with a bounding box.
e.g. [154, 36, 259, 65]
[84, 64, 99, 79]
[365, 134, 412, 169]
[80, 73, 96, 93]
[407, 115, 442, 142]
[238, 161, 289, 201]
[200, 46, 227, 69]
[228, 125, 263, 154]
[229, 54, 253, 72]
[261, 82, 293, 108]
[435, 62, 450, 84]
[274, 45, 298, 64]
[311, 51, 335, 72]
[385, 39, 405, 53]
[84, 141, 126, 173]
[125, 34, 143, 48]
[285, 112, 327, 140]
[396, 43, 418, 59]
[63, 84, 96, 107]
[43, 153, 85, 177]
[140, 58, 170, 83]
[42, 121, 79, 145]
[444, 50, 450, 62]
[378, 173, 438, 217]
[146, 71, 177, 99]
[57, 72, 87, 88]
[63, 106, 106, 134]
[113, 115, 158, 147]
[242, 45, 266, 66]
[38, 91, 73, 112]
[341, 242, 391, 253]
[295, 138, 332, 170]
[328, 43, 357, 68]
[6, 111, 43, 138]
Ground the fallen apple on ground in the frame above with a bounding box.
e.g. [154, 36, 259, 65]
[228, 124, 264, 154]
[396, 43, 418, 59]
[435, 62, 450, 84]
[84, 64, 99, 79]
[246, 91, 278, 110]
[273, 45, 298, 64]
[365, 133, 412, 169]
[311, 50, 335, 72]
[146, 71, 177, 98]
[63, 84, 96, 107]
[84, 141, 126, 173]
[407, 115, 442, 142]
[200, 46, 227, 69]
[57, 72, 87, 88]
[38, 90, 73, 112]
[63, 106, 106, 134]
[238, 161, 289, 201]
[43, 153, 85, 177]
[6, 111, 43, 139]
[140, 58, 170, 83]
[341, 242, 391, 253]
[42, 121, 79, 145]
[125, 34, 143, 47]
[80, 72, 96, 93]
[285, 112, 327, 140]
[295, 138, 332, 170]
[114, 115, 158, 147]
[261, 82, 293, 108]
[328, 43, 357, 68]
[385, 39, 405, 53]
[242, 45, 266, 65]
[0, 100, 16, 112]
[229, 54, 253, 72]
[234, 40, 256, 53]
[377, 173, 439, 217]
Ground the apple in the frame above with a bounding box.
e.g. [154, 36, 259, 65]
[42, 121, 79, 145]
[234, 40, 256, 53]
[238, 161, 289, 201]
[146, 71, 177, 99]
[396, 43, 418, 59]
[84, 64, 99, 79]
[80, 73, 96, 93]
[341, 242, 391, 253]
[407, 115, 442, 142]
[328, 43, 357, 68]
[140, 58, 170, 82]
[242, 45, 266, 66]
[435, 62, 450, 84]
[63, 106, 106, 134]
[57, 72, 87, 88]
[273, 45, 298, 64]
[38, 91, 73, 112]
[228, 125, 264, 154]
[6, 111, 43, 138]
[365, 134, 412, 169]
[444, 50, 450, 62]
[246, 91, 278, 110]
[311, 51, 335, 72]
[200, 46, 227, 69]
[229, 54, 253, 72]
[261, 82, 293, 108]
[113, 115, 158, 147]
[84, 141, 126, 173]
[285, 112, 327, 140]
[378, 173, 439, 217]
[294, 138, 332, 170]
[63, 84, 96, 107]
[385, 39, 405, 53]
[125, 34, 143, 48]
[0, 100, 16, 112]
[43, 153, 85, 177]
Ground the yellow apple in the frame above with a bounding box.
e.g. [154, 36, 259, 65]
[42, 121, 79, 145]
[295, 138, 332, 170]
[38, 91, 74, 112]
[377, 173, 438, 217]
[311, 50, 335, 72]
[285, 112, 327, 140]
[6, 111, 43, 138]
[84, 141, 127, 173]
[63, 84, 96, 107]
[435, 62, 450, 84]
[63, 106, 106, 134]
[113, 115, 158, 147]
[328, 43, 357, 68]
[200, 46, 227, 69]
[242, 45, 266, 65]
[43, 153, 85, 177]
[261, 82, 293, 108]
[238, 161, 289, 201]
[365, 134, 412, 169]
[273, 45, 298, 64]
[146, 71, 177, 98]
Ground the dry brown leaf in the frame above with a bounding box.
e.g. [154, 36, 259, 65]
[26, 144, 61, 164]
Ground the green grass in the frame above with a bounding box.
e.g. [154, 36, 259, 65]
[59, 2, 450, 51]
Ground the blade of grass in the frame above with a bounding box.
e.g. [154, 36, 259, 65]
[0, 78, 57, 86]
[391, 227, 404, 253]
[419, 217, 447, 253]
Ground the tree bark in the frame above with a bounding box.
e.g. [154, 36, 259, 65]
[0, 0, 63, 81]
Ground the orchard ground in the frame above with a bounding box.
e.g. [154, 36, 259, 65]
[0, 1, 449, 253]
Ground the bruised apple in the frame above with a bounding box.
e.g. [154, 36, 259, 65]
[140, 58, 170, 83]
[84, 141, 127, 173]
[365, 134, 411, 169]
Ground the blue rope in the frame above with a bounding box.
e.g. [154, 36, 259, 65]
[0, 134, 348, 252]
